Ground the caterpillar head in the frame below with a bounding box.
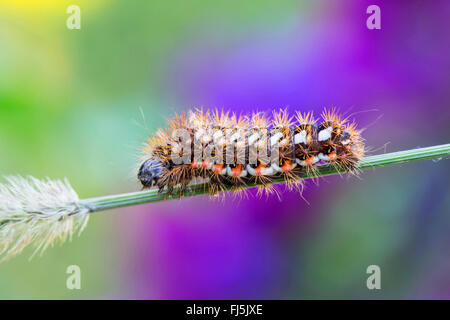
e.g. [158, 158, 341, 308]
[138, 158, 166, 188]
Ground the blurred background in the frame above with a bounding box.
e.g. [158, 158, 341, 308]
[0, 0, 449, 299]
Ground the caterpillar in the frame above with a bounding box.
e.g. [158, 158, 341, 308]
[138, 108, 364, 198]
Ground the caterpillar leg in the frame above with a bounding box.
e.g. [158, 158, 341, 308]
[283, 169, 304, 193]
[163, 185, 174, 200]
[208, 175, 223, 197]
[178, 183, 188, 199]
[157, 186, 165, 195]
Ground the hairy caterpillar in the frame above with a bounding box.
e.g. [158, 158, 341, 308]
[138, 108, 364, 198]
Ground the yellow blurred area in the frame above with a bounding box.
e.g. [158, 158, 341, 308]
[0, 0, 105, 15]
[1, 0, 62, 11]
[0, 0, 107, 104]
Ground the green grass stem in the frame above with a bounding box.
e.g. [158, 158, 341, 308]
[80, 144, 450, 213]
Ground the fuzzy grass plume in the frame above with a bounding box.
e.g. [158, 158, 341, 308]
[0, 176, 89, 261]
[0, 144, 449, 261]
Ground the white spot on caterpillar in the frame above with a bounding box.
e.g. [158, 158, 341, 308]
[195, 128, 205, 140]
[237, 140, 246, 148]
[270, 132, 283, 146]
[263, 166, 275, 176]
[225, 166, 246, 177]
[213, 131, 223, 140]
[230, 132, 241, 142]
[295, 156, 320, 166]
[278, 162, 298, 171]
[318, 153, 329, 161]
[256, 139, 267, 148]
[294, 131, 307, 144]
[342, 139, 350, 145]
[318, 126, 333, 141]
[271, 163, 282, 172]
[248, 133, 259, 145]
[202, 135, 212, 143]
[295, 158, 308, 166]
